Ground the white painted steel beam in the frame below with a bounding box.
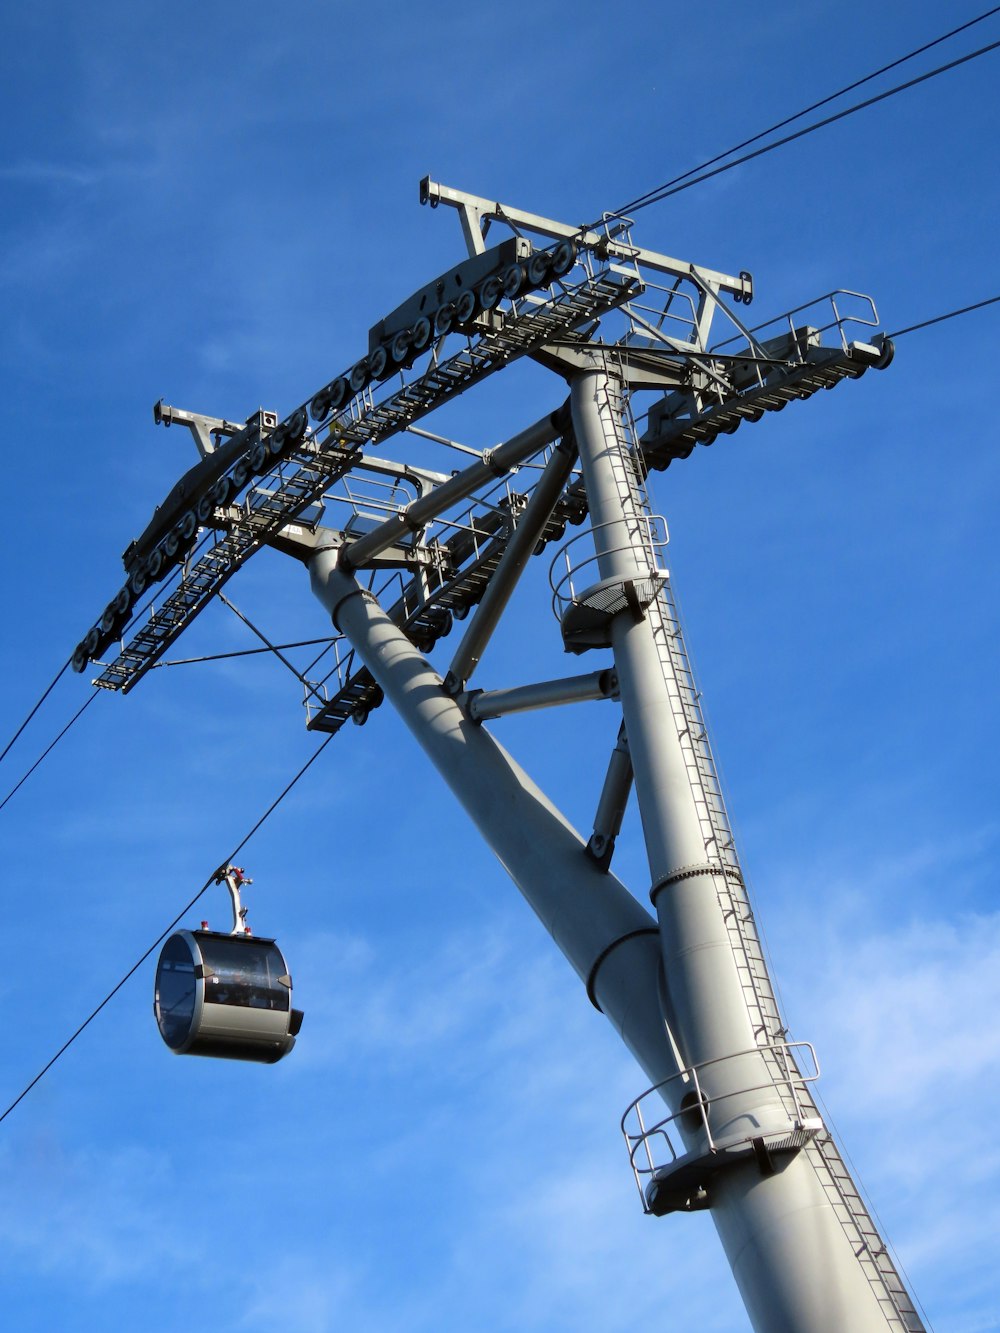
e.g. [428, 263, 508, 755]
[308, 552, 682, 1092]
[421, 176, 751, 300]
[445, 434, 579, 691]
[466, 668, 617, 722]
[339, 408, 565, 572]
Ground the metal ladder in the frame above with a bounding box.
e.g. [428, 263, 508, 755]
[598, 376, 925, 1333]
[594, 377, 784, 1046]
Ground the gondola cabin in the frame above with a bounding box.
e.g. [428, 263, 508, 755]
[154, 928, 303, 1063]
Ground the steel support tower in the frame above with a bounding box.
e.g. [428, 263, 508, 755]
[74, 180, 921, 1331]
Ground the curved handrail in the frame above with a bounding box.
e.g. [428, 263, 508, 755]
[710, 289, 879, 357]
[621, 1040, 821, 1191]
[548, 514, 670, 621]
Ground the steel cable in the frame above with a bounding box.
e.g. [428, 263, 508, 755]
[0, 689, 101, 815]
[607, 37, 1000, 219]
[888, 293, 1000, 338]
[611, 6, 1000, 219]
[600, 12, 1000, 225]
[0, 659, 71, 768]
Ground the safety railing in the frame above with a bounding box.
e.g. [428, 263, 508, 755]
[335, 470, 422, 530]
[548, 514, 669, 624]
[621, 1041, 822, 1210]
[711, 290, 880, 364]
[623, 279, 703, 350]
[302, 635, 363, 726]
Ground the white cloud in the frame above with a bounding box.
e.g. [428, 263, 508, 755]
[237, 874, 1000, 1331]
[237, 1255, 360, 1333]
[269, 923, 747, 1332]
[0, 1138, 186, 1287]
[810, 913, 1000, 1114]
[0, 162, 101, 187]
[772, 882, 1000, 1330]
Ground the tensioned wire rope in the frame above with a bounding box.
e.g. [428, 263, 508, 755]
[0, 630, 338, 813]
[887, 293, 1000, 338]
[0, 690, 101, 816]
[610, 37, 1000, 213]
[0, 658, 72, 767]
[0, 526, 224, 774]
[0, 729, 334, 1127]
[0, 507, 261, 786]
[602, 6, 1000, 223]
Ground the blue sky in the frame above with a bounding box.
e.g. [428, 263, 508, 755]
[1, 3, 998, 1330]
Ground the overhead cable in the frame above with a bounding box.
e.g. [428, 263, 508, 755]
[0, 659, 71, 768]
[0, 730, 334, 1127]
[218, 592, 310, 684]
[888, 293, 1000, 338]
[152, 636, 338, 669]
[0, 534, 212, 771]
[0, 689, 100, 815]
[608, 28, 1000, 220]
[610, 7, 1000, 221]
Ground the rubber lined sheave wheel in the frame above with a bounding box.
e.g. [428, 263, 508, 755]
[434, 303, 456, 338]
[478, 276, 503, 311]
[348, 360, 370, 394]
[249, 440, 269, 475]
[455, 288, 478, 326]
[368, 344, 391, 381]
[328, 377, 350, 412]
[549, 238, 577, 277]
[501, 263, 524, 299]
[390, 328, 412, 365]
[411, 317, 433, 352]
[527, 251, 551, 287]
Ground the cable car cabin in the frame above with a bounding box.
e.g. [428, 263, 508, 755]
[154, 929, 303, 1063]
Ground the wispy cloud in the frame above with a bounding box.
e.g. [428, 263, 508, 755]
[0, 162, 102, 188]
[0, 218, 88, 288]
[770, 849, 1000, 1331]
[0, 1139, 185, 1288]
[237, 1255, 360, 1333]
[4, 865, 994, 1330]
[265, 924, 746, 1331]
[259, 876, 1000, 1329]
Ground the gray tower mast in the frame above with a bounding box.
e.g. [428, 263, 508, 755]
[74, 180, 919, 1332]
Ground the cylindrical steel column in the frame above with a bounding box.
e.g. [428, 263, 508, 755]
[571, 369, 766, 1099]
[570, 367, 896, 1333]
[309, 551, 679, 1093]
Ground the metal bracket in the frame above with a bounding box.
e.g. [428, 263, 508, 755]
[264, 520, 436, 572]
[153, 400, 272, 459]
[213, 865, 253, 935]
[531, 341, 695, 390]
[420, 176, 752, 299]
[587, 722, 633, 870]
